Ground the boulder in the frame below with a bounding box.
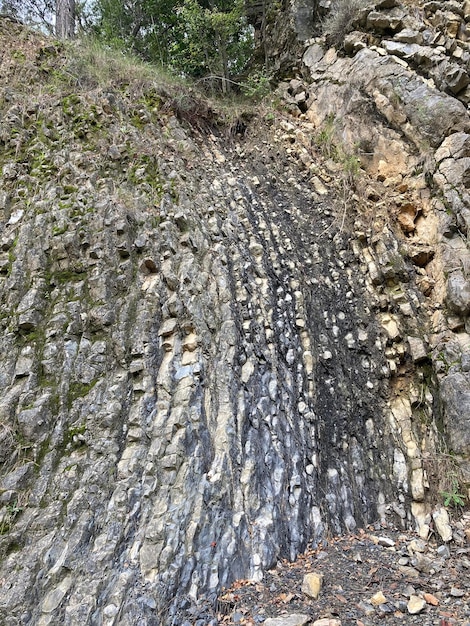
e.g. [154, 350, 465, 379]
[435, 133, 470, 162]
[432, 507, 453, 542]
[367, 9, 405, 32]
[302, 572, 323, 599]
[445, 66, 470, 94]
[447, 271, 470, 315]
[440, 372, 470, 455]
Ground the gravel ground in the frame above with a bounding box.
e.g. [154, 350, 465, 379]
[208, 517, 470, 626]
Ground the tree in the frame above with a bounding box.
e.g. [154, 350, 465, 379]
[0, 0, 78, 37]
[170, 0, 254, 92]
[55, 0, 75, 37]
[0, 0, 55, 32]
[93, 0, 180, 65]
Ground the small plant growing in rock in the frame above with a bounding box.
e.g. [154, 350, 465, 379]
[315, 113, 336, 158]
[241, 70, 272, 102]
[440, 478, 466, 508]
[340, 152, 361, 184]
[425, 451, 468, 511]
[0, 500, 24, 535]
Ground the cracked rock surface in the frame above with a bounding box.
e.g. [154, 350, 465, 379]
[0, 3, 470, 624]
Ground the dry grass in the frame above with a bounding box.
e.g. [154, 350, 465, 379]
[322, 0, 364, 49]
[62, 37, 174, 92]
[423, 451, 468, 511]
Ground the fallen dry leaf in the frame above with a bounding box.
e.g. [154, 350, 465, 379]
[424, 592, 439, 606]
[277, 592, 295, 603]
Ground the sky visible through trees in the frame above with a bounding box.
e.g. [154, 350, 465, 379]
[0, 0, 259, 92]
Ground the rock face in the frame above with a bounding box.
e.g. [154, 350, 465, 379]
[0, 85, 395, 622]
[296, 0, 470, 510]
[0, 2, 469, 624]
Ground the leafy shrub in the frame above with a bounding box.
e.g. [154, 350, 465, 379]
[241, 70, 272, 101]
[441, 481, 466, 508]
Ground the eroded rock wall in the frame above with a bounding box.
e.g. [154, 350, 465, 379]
[286, 0, 470, 530]
[0, 79, 398, 623]
[0, 4, 469, 624]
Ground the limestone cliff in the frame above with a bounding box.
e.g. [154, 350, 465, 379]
[0, 3, 469, 624]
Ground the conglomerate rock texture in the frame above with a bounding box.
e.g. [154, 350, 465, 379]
[0, 1, 469, 624]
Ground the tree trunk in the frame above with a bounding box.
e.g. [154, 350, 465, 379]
[216, 32, 229, 94]
[55, 0, 75, 38]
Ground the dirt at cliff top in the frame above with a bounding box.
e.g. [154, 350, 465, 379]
[186, 520, 470, 626]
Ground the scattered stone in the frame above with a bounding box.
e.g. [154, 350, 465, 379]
[411, 553, 434, 573]
[446, 271, 470, 315]
[108, 144, 122, 160]
[158, 318, 178, 337]
[367, 9, 404, 31]
[313, 619, 341, 626]
[397, 204, 417, 233]
[408, 538, 426, 553]
[444, 65, 470, 94]
[418, 524, 431, 540]
[394, 28, 423, 43]
[433, 508, 453, 542]
[264, 615, 311, 626]
[357, 600, 375, 617]
[399, 565, 420, 578]
[377, 603, 395, 614]
[302, 572, 323, 599]
[370, 591, 388, 606]
[103, 604, 119, 618]
[407, 595, 426, 614]
[310, 175, 329, 195]
[423, 592, 439, 606]
[376, 536, 396, 548]
[450, 587, 465, 597]
[344, 31, 368, 54]
[436, 544, 450, 558]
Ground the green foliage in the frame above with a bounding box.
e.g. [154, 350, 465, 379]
[0, 0, 55, 32]
[0, 500, 24, 535]
[92, 0, 180, 65]
[60, 37, 169, 91]
[441, 478, 466, 508]
[340, 152, 360, 183]
[91, 0, 254, 93]
[127, 155, 164, 199]
[67, 380, 98, 408]
[314, 113, 360, 183]
[316, 113, 336, 158]
[170, 0, 254, 92]
[241, 70, 272, 101]
[2, 0, 259, 94]
[424, 449, 468, 511]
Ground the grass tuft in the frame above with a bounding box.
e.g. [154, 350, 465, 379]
[322, 0, 364, 50]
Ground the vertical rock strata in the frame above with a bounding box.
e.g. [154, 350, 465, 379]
[293, 0, 470, 535]
[0, 88, 395, 622]
[0, 31, 392, 626]
[0, 2, 470, 622]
